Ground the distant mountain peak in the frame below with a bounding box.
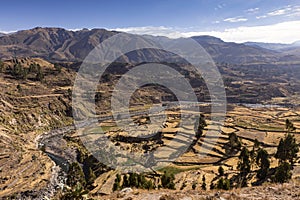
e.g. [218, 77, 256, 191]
[292, 41, 300, 46]
[191, 35, 224, 43]
[244, 41, 300, 52]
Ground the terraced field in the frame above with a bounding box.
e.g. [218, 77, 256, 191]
[75, 103, 300, 196]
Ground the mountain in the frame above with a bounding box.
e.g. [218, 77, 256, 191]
[244, 42, 291, 50]
[244, 41, 300, 50]
[0, 27, 117, 61]
[244, 41, 300, 61]
[0, 27, 299, 64]
[0, 32, 6, 37]
[192, 36, 282, 63]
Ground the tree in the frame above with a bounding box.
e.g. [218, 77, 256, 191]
[161, 171, 175, 189]
[113, 174, 121, 191]
[17, 84, 22, 92]
[66, 162, 86, 188]
[237, 147, 251, 187]
[129, 173, 138, 188]
[192, 181, 197, 190]
[54, 63, 62, 73]
[256, 148, 270, 180]
[36, 65, 44, 81]
[285, 119, 296, 133]
[61, 182, 88, 200]
[216, 177, 230, 190]
[29, 63, 38, 73]
[275, 133, 299, 165]
[0, 59, 4, 73]
[250, 139, 260, 170]
[87, 167, 96, 186]
[218, 166, 224, 176]
[194, 114, 207, 139]
[122, 174, 130, 188]
[143, 179, 154, 190]
[11, 63, 27, 79]
[273, 162, 292, 183]
[228, 132, 241, 150]
[138, 174, 147, 188]
[201, 175, 206, 190]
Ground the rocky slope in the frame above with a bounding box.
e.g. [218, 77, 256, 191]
[0, 58, 74, 198]
[103, 182, 300, 200]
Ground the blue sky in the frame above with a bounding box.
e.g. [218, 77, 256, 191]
[1, 0, 300, 43]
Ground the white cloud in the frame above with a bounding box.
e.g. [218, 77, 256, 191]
[257, 5, 300, 19]
[223, 17, 248, 23]
[246, 7, 259, 13]
[0, 30, 16, 34]
[286, 6, 300, 17]
[112, 21, 300, 44]
[181, 20, 300, 44]
[112, 26, 183, 38]
[256, 15, 267, 19]
[268, 7, 292, 16]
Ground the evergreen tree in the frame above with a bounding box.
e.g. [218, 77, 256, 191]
[54, 63, 62, 73]
[237, 147, 251, 187]
[143, 179, 154, 190]
[192, 181, 197, 190]
[129, 173, 138, 188]
[228, 132, 241, 150]
[273, 162, 292, 183]
[275, 133, 299, 165]
[66, 162, 86, 188]
[29, 63, 38, 73]
[138, 174, 147, 188]
[113, 174, 121, 191]
[256, 148, 270, 180]
[61, 182, 88, 200]
[218, 166, 224, 176]
[0, 59, 4, 73]
[11, 63, 27, 79]
[122, 174, 130, 188]
[161, 171, 175, 189]
[201, 175, 206, 190]
[36, 65, 44, 81]
[285, 119, 296, 133]
[87, 167, 96, 186]
[250, 139, 260, 170]
[216, 177, 230, 190]
[194, 114, 207, 139]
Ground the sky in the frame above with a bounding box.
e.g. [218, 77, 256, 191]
[1, 0, 300, 43]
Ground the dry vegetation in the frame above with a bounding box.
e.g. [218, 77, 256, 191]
[1, 57, 300, 199]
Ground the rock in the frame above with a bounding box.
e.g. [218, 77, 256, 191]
[180, 197, 192, 200]
[121, 187, 133, 194]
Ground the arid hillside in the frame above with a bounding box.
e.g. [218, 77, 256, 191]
[0, 29, 300, 199]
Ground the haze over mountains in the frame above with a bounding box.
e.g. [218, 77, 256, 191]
[244, 41, 300, 51]
[0, 27, 299, 64]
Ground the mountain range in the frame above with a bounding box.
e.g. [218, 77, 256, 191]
[0, 27, 299, 64]
[244, 41, 300, 51]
